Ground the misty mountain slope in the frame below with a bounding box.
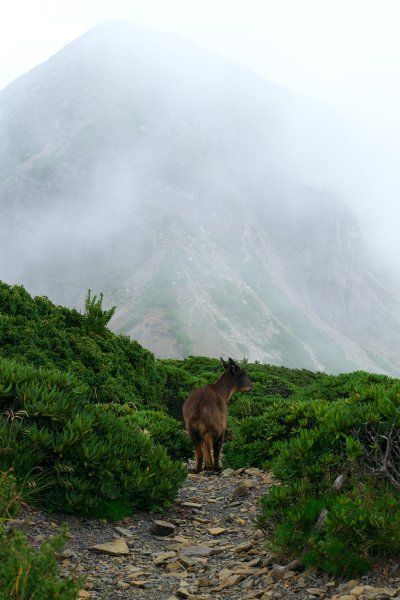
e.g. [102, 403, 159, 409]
[1, 20, 400, 374]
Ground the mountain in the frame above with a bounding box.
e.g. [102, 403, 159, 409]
[1, 20, 400, 374]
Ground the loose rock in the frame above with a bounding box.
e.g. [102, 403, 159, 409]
[91, 538, 129, 556]
[150, 520, 176, 536]
[16, 463, 400, 600]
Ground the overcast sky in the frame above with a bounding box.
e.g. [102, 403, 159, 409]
[1, 0, 400, 266]
[1, 0, 399, 122]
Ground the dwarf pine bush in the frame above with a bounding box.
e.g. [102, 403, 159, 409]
[0, 281, 164, 407]
[103, 404, 193, 461]
[0, 358, 186, 517]
[0, 470, 81, 599]
[256, 381, 400, 575]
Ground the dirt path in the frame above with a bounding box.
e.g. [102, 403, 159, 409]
[18, 467, 400, 599]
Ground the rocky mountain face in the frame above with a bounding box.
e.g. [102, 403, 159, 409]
[1, 20, 400, 374]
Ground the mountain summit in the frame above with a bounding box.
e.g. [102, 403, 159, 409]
[1, 21, 400, 374]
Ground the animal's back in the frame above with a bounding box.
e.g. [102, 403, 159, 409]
[183, 384, 227, 436]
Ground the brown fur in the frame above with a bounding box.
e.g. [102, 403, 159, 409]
[182, 358, 252, 473]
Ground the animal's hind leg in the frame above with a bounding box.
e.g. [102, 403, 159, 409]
[203, 433, 214, 471]
[190, 430, 204, 473]
[213, 434, 224, 472]
[194, 443, 204, 473]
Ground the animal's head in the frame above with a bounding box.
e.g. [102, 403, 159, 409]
[220, 357, 252, 392]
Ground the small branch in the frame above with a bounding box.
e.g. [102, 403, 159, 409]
[379, 465, 400, 491]
[272, 559, 302, 572]
[332, 473, 346, 491]
[314, 508, 329, 532]
[280, 474, 345, 569]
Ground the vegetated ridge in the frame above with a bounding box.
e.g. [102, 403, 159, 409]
[1, 280, 400, 594]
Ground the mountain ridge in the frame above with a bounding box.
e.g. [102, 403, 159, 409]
[1, 20, 400, 374]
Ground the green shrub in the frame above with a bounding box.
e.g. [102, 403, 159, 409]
[256, 381, 400, 575]
[0, 281, 164, 407]
[248, 364, 326, 389]
[158, 362, 206, 421]
[83, 289, 116, 334]
[294, 370, 393, 403]
[104, 405, 193, 461]
[0, 358, 186, 517]
[0, 469, 20, 518]
[0, 526, 82, 599]
[223, 397, 319, 469]
[162, 356, 221, 379]
[223, 413, 284, 469]
[0, 469, 81, 599]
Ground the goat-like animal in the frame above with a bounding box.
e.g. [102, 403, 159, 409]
[183, 358, 252, 473]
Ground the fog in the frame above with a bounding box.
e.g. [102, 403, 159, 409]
[1, 3, 400, 370]
[1, 1, 399, 275]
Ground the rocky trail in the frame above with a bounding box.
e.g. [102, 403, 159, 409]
[17, 466, 400, 600]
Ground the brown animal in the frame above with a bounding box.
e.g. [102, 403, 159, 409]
[182, 358, 252, 473]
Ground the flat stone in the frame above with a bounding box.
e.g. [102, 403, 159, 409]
[179, 555, 198, 568]
[208, 527, 227, 536]
[153, 551, 176, 565]
[350, 586, 375, 596]
[282, 570, 296, 580]
[91, 538, 129, 556]
[62, 548, 78, 559]
[364, 589, 400, 599]
[220, 468, 235, 477]
[212, 574, 242, 591]
[229, 500, 242, 507]
[231, 565, 258, 576]
[126, 570, 150, 579]
[130, 580, 147, 588]
[268, 569, 285, 582]
[172, 535, 192, 544]
[247, 557, 262, 567]
[245, 468, 262, 476]
[261, 593, 275, 600]
[180, 545, 214, 557]
[192, 517, 208, 524]
[116, 580, 130, 590]
[261, 473, 274, 484]
[306, 588, 327, 596]
[235, 541, 253, 554]
[182, 502, 203, 509]
[165, 560, 185, 573]
[338, 581, 360, 594]
[150, 520, 176, 536]
[232, 483, 252, 498]
[242, 479, 258, 488]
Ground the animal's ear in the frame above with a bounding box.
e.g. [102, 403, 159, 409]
[228, 357, 238, 373]
[220, 357, 229, 369]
